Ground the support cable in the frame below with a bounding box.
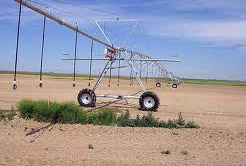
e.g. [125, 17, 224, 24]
[72, 24, 78, 87]
[88, 39, 94, 86]
[46, 0, 120, 16]
[39, 15, 46, 88]
[13, 0, 22, 90]
[152, 68, 154, 81]
[129, 51, 133, 86]
[92, 60, 111, 92]
[108, 61, 113, 87]
[117, 53, 121, 86]
[139, 61, 142, 79]
[146, 65, 148, 83]
[155, 70, 157, 82]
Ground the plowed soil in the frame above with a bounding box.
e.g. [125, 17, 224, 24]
[0, 74, 246, 166]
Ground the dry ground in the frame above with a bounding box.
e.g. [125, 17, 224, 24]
[0, 74, 246, 166]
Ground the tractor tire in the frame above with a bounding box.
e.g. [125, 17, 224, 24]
[139, 91, 160, 111]
[77, 88, 96, 107]
[156, 82, 161, 88]
[172, 83, 178, 88]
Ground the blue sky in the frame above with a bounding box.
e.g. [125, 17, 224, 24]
[0, 0, 246, 80]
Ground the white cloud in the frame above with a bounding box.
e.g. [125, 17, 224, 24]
[116, 0, 246, 12]
[147, 19, 246, 47]
[2, 0, 246, 47]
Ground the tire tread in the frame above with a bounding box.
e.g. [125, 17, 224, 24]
[139, 91, 160, 111]
[77, 88, 96, 107]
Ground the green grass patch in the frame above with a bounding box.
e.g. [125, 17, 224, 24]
[17, 99, 199, 128]
[18, 99, 86, 123]
[183, 78, 246, 86]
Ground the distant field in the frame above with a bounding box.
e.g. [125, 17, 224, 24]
[0, 70, 93, 79]
[0, 70, 161, 81]
[0, 70, 128, 80]
[1, 70, 246, 86]
[183, 78, 246, 86]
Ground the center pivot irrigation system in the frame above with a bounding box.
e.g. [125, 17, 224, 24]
[11, 0, 181, 111]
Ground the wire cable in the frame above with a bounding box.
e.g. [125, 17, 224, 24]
[146, 65, 148, 83]
[129, 51, 133, 85]
[139, 61, 142, 79]
[46, 0, 120, 16]
[88, 39, 94, 86]
[117, 52, 121, 86]
[28, 0, 94, 24]
[108, 61, 113, 87]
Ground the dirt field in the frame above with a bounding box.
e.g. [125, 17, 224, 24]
[0, 74, 246, 166]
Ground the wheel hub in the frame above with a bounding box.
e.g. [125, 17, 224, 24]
[81, 93, 92, 105]
[143, 96, 155, 109]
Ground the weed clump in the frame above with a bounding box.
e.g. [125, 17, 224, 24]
[161, 150, 171, 155]
[181, 150, 188, 155]
[18, 100, 83, 123]
[18, 99, 117, 126]
[117, 111, 199, 128]
[18, 99, 36, 119]
[87, 108, 117, 125]
[88, 144, 94, 149]
[17, 99, 199, 129]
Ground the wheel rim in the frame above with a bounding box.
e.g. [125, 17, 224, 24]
[80, 93, 92, 105]
[143, 96, 155, 109]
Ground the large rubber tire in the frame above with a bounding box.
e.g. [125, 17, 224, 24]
[77, 89, 96, 107]
[156, 82, 161, 88]
[172, 83, 178, 88]
[139, 91, 160, 111]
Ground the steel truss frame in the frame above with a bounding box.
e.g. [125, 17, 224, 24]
[94, 18, 181, 87]
[11, 0, 181, 110]
[90, 50, 147, 100]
